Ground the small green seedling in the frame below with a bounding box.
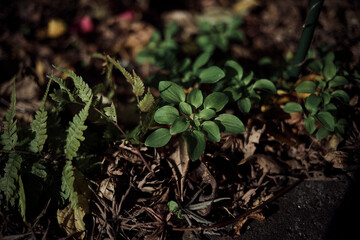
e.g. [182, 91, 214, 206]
[220, 60, 277, 113]
[283, 54, 349, 139]
[145, 81, 245, 161]
[167, 200, 182, 219]
[196, 18, 244, 53]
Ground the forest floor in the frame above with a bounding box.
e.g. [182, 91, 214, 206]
[1, 0, 360, 239]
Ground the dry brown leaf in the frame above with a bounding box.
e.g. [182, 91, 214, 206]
[98, 178, 115, 201]
[255, 154, 282, 174]
[324, 151, 348, 169]
[167, 137, 190, 201]
[242, 125, 266, 160]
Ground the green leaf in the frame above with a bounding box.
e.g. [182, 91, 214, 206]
[225, 60, 243, 80]
[243, 71, 253, 86]
[154, 106, 179, 124]
[187, 88, 203, 109]
[224, 87, 242, 101]
[198, 108, 216, 120]
[323, 60, 337, 81]
[308, 60, 323, 73]
[199, 66, 225, 84]
[323, 103, 337, 112]
[316, 111, 335, 131]
[193, 52, 211, 71]
[0, 153, 22, 207]
[182, 130, 206, 161]
[283, 102, 303, 113]
[335, 118, 347, 135]
[170, 116, 190, 135]
[201, 121, 220, 142]
[328, 76, 348, 88]
[64, 95, 93, 160]
[145, 128, 172, 147]
[295, 81, 316, 93]
[322, 92, 332, 105]
[1, 82, 17, 151]
[165, 22, 179, 39]
[215, 114, 245, 134]
[168, 200, 179, 212]
[331, 90, 349, 103]
[237, 98, 251, 113]
[305, 94, 321, 115]
[159, 81, 185, 104]
[253, 79, 276, 94]
[304, 116, 317, 134]
[18, 176, 26, 223]
[204, 92, 228, 112]
[316, 127, 328, 139]
[104, 102, 117, 122]
[179, 102, 192, 116]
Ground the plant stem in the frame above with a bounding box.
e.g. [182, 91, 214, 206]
[289, 0, 324, 80]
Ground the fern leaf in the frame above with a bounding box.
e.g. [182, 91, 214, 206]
[53, 66, 93, 103]
[1, 82, 17, 151]
[18, 176, 26, 223]
[107, 56, 134, 84]
[47, 75, 75, 102]
[132, 70, 145, 97]
[64, 95, 93, 160]
[29, 80, 51, 153]
[138, 88, 155, 112]
[104, 102, 117, 122]
[31, 160, 47, 179]
[60, 161, 85, 229]
[0, 152, 22, 207]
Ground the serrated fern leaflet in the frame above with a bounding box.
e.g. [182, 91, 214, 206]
[64, 95, 93, 160]
[0, 153, 23, 207]
[53, 65, 93, 103]
[1, 82, 17, 151]
[61, 161, 85, 229]
[29, 80, 52, 153]
[47, 75, 75, 102]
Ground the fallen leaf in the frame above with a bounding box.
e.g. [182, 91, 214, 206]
[242, 125, 266, 160]
[324, 151, 348, 169]
[255, 154, 282, 174]
[98, 178, 115, 201]
[167, 137, 190, 201]
[57, 194, 88, 239]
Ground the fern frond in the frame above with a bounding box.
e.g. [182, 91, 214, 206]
[132, 70, 145, 97]
[138, 88, 155, 112]
[64, 95, 93, 160]
[47, 75, 75, 102]
[0, 152, 22, 207]
[29, 80, 51, 153]
[107, 56, 134, 84]
[61, 161, 85, 228]
[31, 160, 47, 179]
[52, 66, 93, 103]
[1, 82, 17, 151]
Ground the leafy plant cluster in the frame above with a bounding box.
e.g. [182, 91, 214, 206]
[283, 52, 349, 139]
[136, 19, 244, 88]
[0, 61, 157, 234]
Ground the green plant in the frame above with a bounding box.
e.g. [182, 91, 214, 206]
[283, 54, 349, 139]
[144, 81, 245, 161]
[136, 22, 179, 70]
[196, 18, 244, 53]
[219, 60, 277, 113]
[167, 200, 182, 219]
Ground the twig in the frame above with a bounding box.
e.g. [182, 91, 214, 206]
[173, 177, 304, 231]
